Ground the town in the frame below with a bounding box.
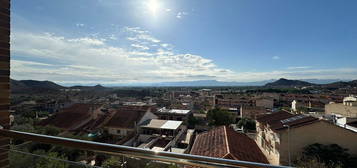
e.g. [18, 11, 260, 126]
[2, 0, 357, 167]
[8, 78, 357, 168]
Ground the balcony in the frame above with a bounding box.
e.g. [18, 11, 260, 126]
[0, 128, 291, 168]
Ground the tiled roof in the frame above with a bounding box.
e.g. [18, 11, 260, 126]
[105, 108, 148, 129]
[256, 111, 319, 131]
[190, 126, 268, 164]
[40, 103, 102, 130]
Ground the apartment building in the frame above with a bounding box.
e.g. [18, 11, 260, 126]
[325, 95, 357, 131]
[104, 107, 158, 137]
[240, 105, 268, 119]
[255, 111, 357, 165]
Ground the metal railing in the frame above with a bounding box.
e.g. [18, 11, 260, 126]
[0, 129, 291, 168]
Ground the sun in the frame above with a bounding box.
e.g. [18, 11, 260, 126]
[147, 0, 161, 16]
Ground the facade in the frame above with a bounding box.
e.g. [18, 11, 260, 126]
[255, 97, 274, 109]
[240, 106, 268, 119]
[325, 95, 357, 118]
[325, 95, 357, 132]
[256, 111, 357, 165]
[0, 1, 10, 166]
[137, 119, 186, 152]
[104, 107, 157, 137]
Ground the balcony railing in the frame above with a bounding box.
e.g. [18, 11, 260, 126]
[0, 128, 291, 168]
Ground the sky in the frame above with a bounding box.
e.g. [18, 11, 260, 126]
[10, 0, 357, 85]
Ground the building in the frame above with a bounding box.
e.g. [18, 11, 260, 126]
[40, 103, 103, 131]
[190, 126, 268, 164]
[325, 95, 357, 131]
[256, 111, 357, 165]
[155, 107, 191, 121]
[104, 107, 157, 137]
[240, 106, 268, 119]
[254, 97, 274, 109]
[136, 119, 186, 152]
[325, 95, 357, 118]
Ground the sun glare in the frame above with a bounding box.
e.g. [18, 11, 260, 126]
[147, 0, 161, 16]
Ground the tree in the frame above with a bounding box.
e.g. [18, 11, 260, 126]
[9, 148, 35, 168]
[36, 125, 61, 136]
[297, 143, 356, 168]
[187, 114, 198, 129]
[237, 118, 256, 132]
[295, 156, 330, 168]
[207, 108, 235, 126]
[34, 150, 69, 168]
[102, 156, 123, 168]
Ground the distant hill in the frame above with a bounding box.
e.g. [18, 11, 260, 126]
[264, 78, 315, 88]
[320, 80, 357, 89]
[147, 80, 275, 87]
[70, 84, 107, 91]
[11, 79, 64, 93]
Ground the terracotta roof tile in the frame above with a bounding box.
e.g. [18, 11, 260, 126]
[256, 111, 319, 131]
[105, 106, 152, 129]
[40, 103, 102, 130]
[190, 126, 268, 164]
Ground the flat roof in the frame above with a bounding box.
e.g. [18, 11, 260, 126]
[158, 108, 191, 114]
[140, 119, 183, 130]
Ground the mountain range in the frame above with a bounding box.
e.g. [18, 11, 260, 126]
[10, 78, 357, 93]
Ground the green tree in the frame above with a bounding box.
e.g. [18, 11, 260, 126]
[34, 150, 69, 168]
[295, 156, 330, 168]
[207, 108, 234, 126]
[298, 143, 355, 168]
[187, 114, 198, 129]
[237, 118, 256, 132]
[36, 125, 61, 136]
[102, 156, 123, 168]
[9, 148, 35, 168]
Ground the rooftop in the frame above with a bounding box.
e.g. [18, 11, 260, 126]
[157, 107, 191, 114]
[105, 109, 147, 129]
[190, 126, 268, 164]
[140, 119, 183, 130]
[256, 111, 319, 131]
[40, 103, 102, 130]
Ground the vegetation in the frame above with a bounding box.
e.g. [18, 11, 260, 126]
[294, 143, 357, 168]
[237, 118, 256, 132]
[102, 156, 123, 168]
[207, 108, 235, 126]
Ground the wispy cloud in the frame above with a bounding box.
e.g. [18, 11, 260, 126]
[131, 44, 150, 50]
[287, 66, 311, 70]
[75, 23, 85, 27]
[272, 56, 280, 60]
[11, 27, 233, 84]
[176, 12, 188, 19]
[10, 27, 357, 85]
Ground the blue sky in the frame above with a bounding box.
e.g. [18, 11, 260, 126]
[10, 0, 357, 85]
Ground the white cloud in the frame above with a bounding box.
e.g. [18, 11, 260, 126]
[10, 27, 357, 85]
[287, 66, 311, 70]
[10, 28, 233, 84]
[131, 44, 150, 50]
[68, 37, 105, 46]
[108, 34, 117, 40]
[272, 56, 280, 60]
[75, 23, 85, 27]
[176, 12, 188, 19]
[165, 8, 171, 12]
